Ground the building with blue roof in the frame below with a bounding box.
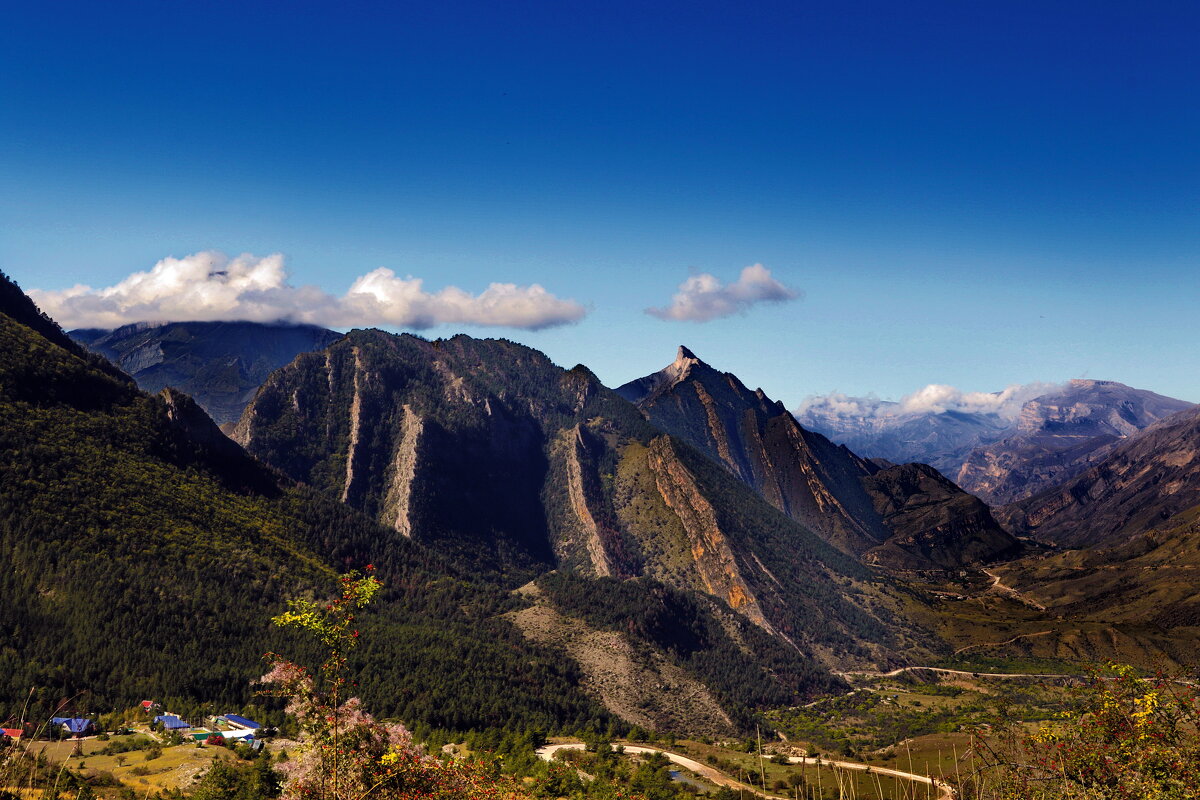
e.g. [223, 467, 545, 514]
[221, 714, 261, 730]
[154, 715, 191, 730]
[50, 717, 94, 736]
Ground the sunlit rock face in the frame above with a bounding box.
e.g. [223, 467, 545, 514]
[619, 347, 1020, 571]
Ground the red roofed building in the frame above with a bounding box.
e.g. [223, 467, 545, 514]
[1, 727, 22, 739]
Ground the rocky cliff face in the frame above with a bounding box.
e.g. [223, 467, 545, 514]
[956, 380, 1193, 505]
[235, 330, 937, 669]
[72, 320, 342, 427]
[1000, 405, 1200, 548]
[617, 347, 1020, 572]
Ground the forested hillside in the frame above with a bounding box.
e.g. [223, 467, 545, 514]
[0, 271, 614, 732]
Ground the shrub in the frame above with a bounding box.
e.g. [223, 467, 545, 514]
[261, 568, 531, 800]
[967, 664, 1200, 799]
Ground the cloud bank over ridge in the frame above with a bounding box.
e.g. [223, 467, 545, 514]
[30, 252, 588, 331]
[797, 381, 1061, 422]
[647, 263, 799, 322]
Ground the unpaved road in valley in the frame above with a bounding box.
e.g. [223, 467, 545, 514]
[537, 742, 955, 799]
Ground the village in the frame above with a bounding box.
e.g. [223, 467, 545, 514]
[2, 702, 268, 745]
[1, 701, 281, 796]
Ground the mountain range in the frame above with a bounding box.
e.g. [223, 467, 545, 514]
[231, 330, 938, 668]
[1001, 403, 1200, 548]
[11, 279, 1200, 737]
[0, 271, 653, 734]
[799, 380, 1192, 505]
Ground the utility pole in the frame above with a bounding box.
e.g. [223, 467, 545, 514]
[757, 724, 767, 790]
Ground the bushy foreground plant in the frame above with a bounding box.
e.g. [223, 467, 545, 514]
[262, 567, 529, 800]
[967, 664, 1200, 800]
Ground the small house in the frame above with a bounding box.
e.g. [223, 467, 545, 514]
[50, 717, 94, 737]
[154, 715, 191, 731]
[220, 714, 261, 731]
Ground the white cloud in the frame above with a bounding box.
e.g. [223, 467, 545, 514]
[646, 263, 799, 322]
[796, 392, 894, 420]
[894, 382, 1056, 418]
[797, 381, 1061, 422]
[29, 251, 588, 331]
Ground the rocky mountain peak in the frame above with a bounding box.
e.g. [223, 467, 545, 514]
[618, 349, 1020, 569]
[613, 345, 708, 404]
[662, 344, 703, 382]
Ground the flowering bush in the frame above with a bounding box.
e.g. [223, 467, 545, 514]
[967, 664, 1200, 800]
[261, 568, 529, 800]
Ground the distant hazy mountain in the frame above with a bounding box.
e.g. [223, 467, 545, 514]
[798, 380, 1191, 506]
[1001, 404, 1200, 548]
[71, 320, 341, 427]
[957, 380, 1193, 505]
[798, 398, 1013, 479]
[617, 347, 1020, 571]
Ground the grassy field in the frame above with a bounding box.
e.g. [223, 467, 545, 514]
[20, 736, 240, 795]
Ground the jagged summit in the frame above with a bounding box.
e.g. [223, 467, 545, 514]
[617, 348, 1020, 569]
[613, 345, 707, 404]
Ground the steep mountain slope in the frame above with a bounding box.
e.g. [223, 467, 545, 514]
[0, 271, 619, 732]
[72, 321, 341, 427]
[616, 348, 1019, 571]
[1000, 405, 1200, 548]
[918, 504, 1200, 673]
[235, 331, 939, 671]
[997, 504, 1200, 630]
[956, 380, 1193, 505]
[797, 399, 1012, 479]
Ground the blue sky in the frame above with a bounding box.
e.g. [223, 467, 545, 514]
[3, 1, 1198, 405]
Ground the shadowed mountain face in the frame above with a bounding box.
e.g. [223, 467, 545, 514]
[956, 380, 1193, 505]
[616, 348, 1020, 571]
[71, 321, 342, 427]
[235, 330, 939, 670]
[1000, 405, 1200, 548]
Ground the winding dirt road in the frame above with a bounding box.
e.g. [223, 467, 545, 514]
[537, 742, 955, 799]
[835, 665, 1082, 681]
[981, 568, 1046, 611]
